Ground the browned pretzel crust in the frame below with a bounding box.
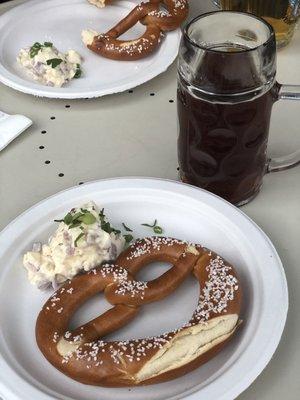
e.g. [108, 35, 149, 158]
[85, 0, 189, 60]
[36, 237, 242, 386]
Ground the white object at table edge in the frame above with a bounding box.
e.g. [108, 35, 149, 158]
[0, 111, 32, 151]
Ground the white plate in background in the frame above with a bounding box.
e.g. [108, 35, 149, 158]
[0, 0, 181, 99]
[0, 178, 288, 400]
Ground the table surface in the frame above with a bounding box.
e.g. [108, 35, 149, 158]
[0, 1, 300, 399]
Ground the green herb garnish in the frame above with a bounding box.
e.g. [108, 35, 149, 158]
[74, 63, 82, 79]
[64, 212, 73, 225]
[99, 208, 121, 235]
[46, 58, 63, 68]
[54, 212, 72, 224]
[153, 226, 163, 234]
[78, 212, 96, 225]
[71, 212, 83, 221]
[55, 209, 97, 229]
[29, 41, 53, 58]
[101, 221, 121, 235]
[141, 219, 157, 228]
[29, 42, 43, 58]
[124, 234, 133, 244]
[99, 208, 105, 219]
[69, 221, 82, 229]
[122, 223, 133, 232]
[141, 219, 163, 235]
[74, 232, 85, 247]
[55, 207, 122, 238]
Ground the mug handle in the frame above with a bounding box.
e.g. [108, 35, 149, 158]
[267, 84, 300, 172]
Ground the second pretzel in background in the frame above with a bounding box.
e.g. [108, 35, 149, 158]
[82, 0, 189, 60]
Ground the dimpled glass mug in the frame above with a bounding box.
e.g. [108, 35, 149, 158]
[177, 11, 300, 206]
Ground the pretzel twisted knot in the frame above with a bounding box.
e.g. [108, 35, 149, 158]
[82, 0, 189, 60]
[36, 237, 242, 387]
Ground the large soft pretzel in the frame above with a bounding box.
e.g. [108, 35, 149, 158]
[82, 0, 189, 61]
[36, 237, 242, 386]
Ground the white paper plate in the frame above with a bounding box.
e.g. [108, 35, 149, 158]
[0, 178, 288, 400]
[0, 0, 181, 99]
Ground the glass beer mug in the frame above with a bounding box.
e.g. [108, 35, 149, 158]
[177, 12, 300, 206]
[212, 0, 300, 48]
